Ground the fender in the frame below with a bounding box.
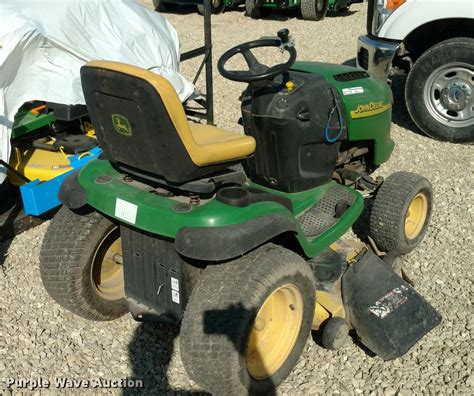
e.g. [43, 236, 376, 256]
[175, 214, 297, 261]
[379, 1, 474, 40]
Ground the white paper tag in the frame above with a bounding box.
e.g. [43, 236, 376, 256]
[172, 290, 180, 304]
[115, 198, 138, 224]
[171, 277, 180, 292]
[342, 86, 364, 95]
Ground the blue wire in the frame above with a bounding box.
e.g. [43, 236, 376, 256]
[324, 107, 344, 143]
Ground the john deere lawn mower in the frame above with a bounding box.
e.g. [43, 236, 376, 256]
[40, 27, 440, 395]
[245, 0, 363, 21]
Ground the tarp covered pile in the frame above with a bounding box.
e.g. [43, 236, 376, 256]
[0, 0, 194, 183]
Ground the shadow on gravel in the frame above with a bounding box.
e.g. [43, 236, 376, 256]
[352, 197, 373, 244]
[0, 238, 12, 268]
[389, 74, 426, 137]
[0, 182, 20, 267]
[342, 57, 357, 67]
[326, 10, 358, 18]
[125, 322, 207, 395]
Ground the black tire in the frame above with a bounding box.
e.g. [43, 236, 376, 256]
[153, 0, 168, 12]
[245, 0, 261, 19]
[180, 244, 316, 395]
[405, 37, 474, 143]
[197, 0, 225, 15]
[301, 0, 329, 21]
[370, 172, 433, 255]
[40, 206, 127, 321]
[321, 317, 349, 350]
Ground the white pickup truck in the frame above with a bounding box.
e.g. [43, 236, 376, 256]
[357, 0, 473, 143]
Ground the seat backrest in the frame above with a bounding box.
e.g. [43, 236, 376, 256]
[80, 61, 212, 183]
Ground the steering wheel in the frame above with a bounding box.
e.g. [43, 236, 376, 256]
[218, 29, 297, 83]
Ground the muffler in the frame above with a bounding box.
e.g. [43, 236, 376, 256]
[342, 250, 442, 360]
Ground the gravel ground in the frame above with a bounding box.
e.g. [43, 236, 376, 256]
[1, 1, 473, 395]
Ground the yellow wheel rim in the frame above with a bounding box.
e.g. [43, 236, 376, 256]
[405, 192, 429, 240]
[245, 284, 303, 380]
[91, 227, 125, 301]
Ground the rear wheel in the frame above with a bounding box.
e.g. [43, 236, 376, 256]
[245, 0, 262, 19]
[180, 244, 316, 395]
[40, 206, 127, 321]
[301, 0, 329, 21]
[197, 0, 226, 15]
[370, 172, 433, 255]
[405, 37, 474, 143]
[153, 0, 167, 11]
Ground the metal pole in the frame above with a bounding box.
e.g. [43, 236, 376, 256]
[204, 0, 214, 125]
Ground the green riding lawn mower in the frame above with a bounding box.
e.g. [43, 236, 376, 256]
[245, 0, 362, 20]
[154, 0, 360, 20]
[39, 23, 441, 395]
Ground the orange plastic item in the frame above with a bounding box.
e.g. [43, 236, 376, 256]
[31, 104, 46, 115]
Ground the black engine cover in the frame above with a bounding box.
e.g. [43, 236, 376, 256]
[241, 70, 347, 193]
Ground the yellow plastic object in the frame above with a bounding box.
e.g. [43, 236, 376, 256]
[245, 284, 303, 379]
[85, 61, 256, 166]
[285, 81, 295, 90]
[311, 290, 346, 330]
[8, 146, 72, 186]
[91, 227, 124, 301]
[405, 192, 429, 240]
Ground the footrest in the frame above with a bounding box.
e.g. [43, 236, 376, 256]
[297, 184, 356, 238]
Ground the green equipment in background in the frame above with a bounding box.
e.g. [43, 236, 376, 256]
[154, 0, 362, 19]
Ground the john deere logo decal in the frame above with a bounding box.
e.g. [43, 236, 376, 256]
[112, 114, 132, 136]
[350, 101, 391, 119]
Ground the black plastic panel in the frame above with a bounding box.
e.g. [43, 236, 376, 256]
[241, 71, 347, 193]
[121, 226, 189, 323]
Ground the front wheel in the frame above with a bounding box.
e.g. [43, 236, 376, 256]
[369, 172, 433, 255]
[180, 244, 316, 395]
[405, 37, 474, 143]
[301, 0, 329, 21]
[245, 0, 262, 19]
[40, 207, 127, 321]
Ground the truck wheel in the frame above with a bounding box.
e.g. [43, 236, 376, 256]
[197, 0, 225, 15]
[301, 0, 329, 21]
[180, 244, 316, 395]
[405, 37, 474, 143]
[369, 172, 433, 255]
[40, 206, 127, 321]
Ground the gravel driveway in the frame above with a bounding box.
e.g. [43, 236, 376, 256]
[1, 1, 473, 394]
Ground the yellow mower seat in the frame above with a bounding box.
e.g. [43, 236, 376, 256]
[188, 123, 255, 165]
[81, 61, 256, 183]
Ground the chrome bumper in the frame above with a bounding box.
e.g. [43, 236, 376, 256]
[357, 35, 401, 81]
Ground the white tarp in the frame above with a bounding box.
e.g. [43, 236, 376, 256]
[0, 0, 195, 184]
